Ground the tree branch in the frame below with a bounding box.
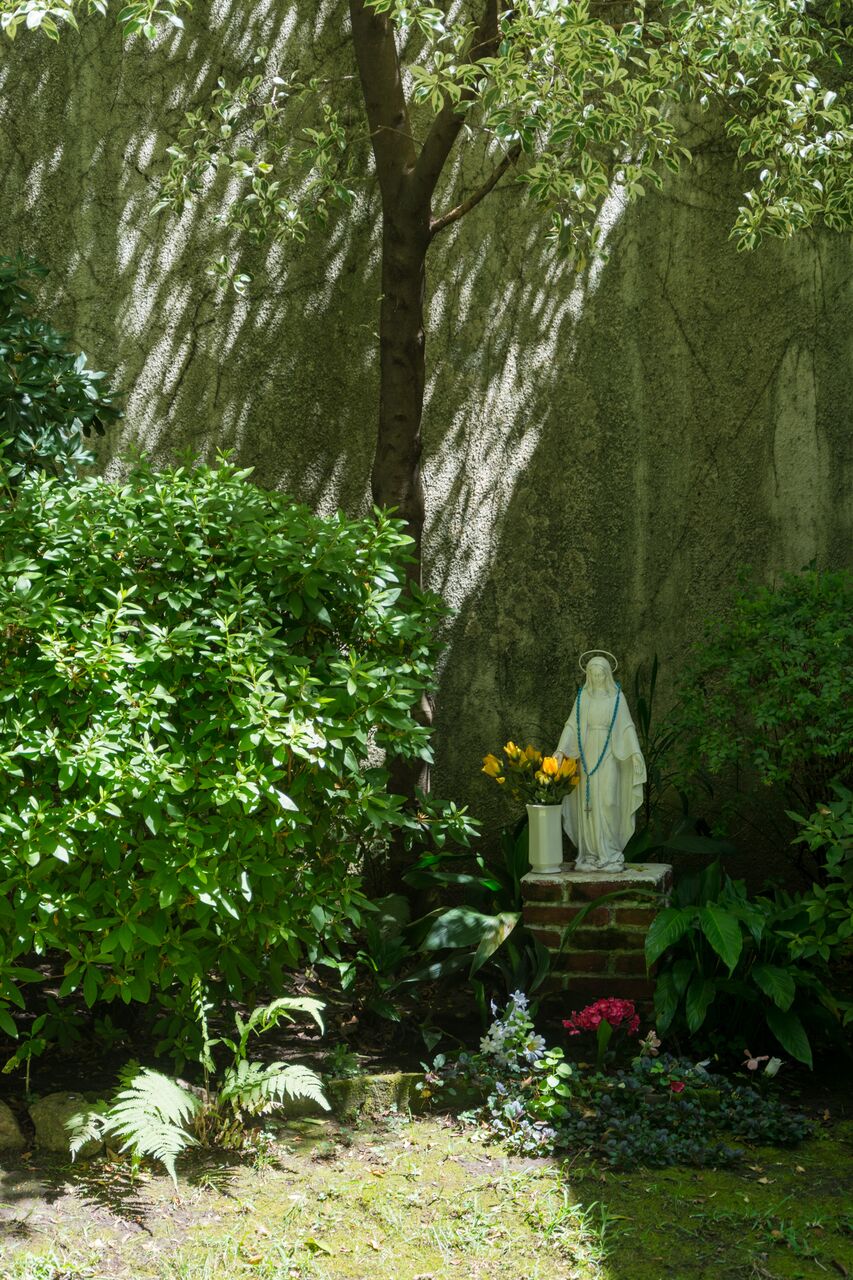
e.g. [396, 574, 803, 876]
[430, 143, 522, 235]
[348, 0, 417, 199]
[411, 0, 500, 204]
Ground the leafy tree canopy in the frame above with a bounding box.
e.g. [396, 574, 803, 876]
[3, 0, 850, 563]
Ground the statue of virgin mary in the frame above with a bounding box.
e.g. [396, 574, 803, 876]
[554, 652, 646, 873]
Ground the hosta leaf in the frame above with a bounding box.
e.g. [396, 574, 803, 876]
[698, 905, 743, 972]
[685, 976, 717, 1031]
[765, 1006, 813, 1068]
[653, 970, 678, 1033]
[469, 911, 520, 976]
[751, 962, 796, 1011]
[644, 907, 694, 967]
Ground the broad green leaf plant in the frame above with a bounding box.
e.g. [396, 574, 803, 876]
[0, 255, 121, 483]
[646, 858, 851, 1068]
[0, 455, 472, 1060]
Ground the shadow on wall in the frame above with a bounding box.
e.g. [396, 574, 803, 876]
[426, 135, 853, 835]
[0, 0, 381, 512]
[1, 2, 852, 836]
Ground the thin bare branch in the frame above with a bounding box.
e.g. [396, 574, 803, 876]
[430, 143, 522, 235]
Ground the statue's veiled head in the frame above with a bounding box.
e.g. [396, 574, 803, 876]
[583, 654, 617, 695]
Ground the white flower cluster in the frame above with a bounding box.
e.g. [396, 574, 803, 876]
[479, 992, 546, 1071]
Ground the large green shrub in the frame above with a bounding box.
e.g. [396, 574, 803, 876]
[0, 457, 449, 1053]
[0, 254, 120, 482]
[677, 569, 853, 827]
[647, 857, 851, 1069]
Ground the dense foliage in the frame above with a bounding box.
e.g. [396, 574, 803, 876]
[422, 994, 811, 1169]
[647, 857, 852, 1069]
[677, 569, 853, 820]
[0, 458, 456, 1054]
[787, 785, 853, 961]
[151, 0, 853, 261]
[0, 254, 120, 482]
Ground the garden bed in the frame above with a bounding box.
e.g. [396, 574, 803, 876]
[0, 1110, 851, 1280]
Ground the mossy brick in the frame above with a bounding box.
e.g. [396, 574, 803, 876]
[324, 1072, 428, 1120]
[529, 926, 562, 948]
[551, 950, 609, 973]
[552, 976, 656, 1002]
[524, 904, 611, 927]
[521, 877, 567, 903]
[566, 927, 646, 951]
[614, 951, 650, 975]
[612, 906, 659, 927]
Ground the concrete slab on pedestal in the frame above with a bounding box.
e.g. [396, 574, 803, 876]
[522, 863, 672, 901]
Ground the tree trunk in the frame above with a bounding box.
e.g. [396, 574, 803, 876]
[348, 0, 497, 889]
[372, 202, 430, 584]
[374, 200, 434, 887]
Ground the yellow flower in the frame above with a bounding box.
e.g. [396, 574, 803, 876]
[503, 741, 522, 760]
[534, 770, 551, 785]
[525, 745, 542, 765]
[496, 776, 506, 785]
[482, 753, 503, 778]
[541, 756, 560, 777]
[558, 756, 578, 779]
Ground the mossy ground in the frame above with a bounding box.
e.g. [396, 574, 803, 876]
[0, 1114, 851, 1280]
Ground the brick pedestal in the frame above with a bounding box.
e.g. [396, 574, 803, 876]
[521, 862, 672, 1003]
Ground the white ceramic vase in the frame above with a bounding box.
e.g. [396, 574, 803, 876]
[526, 803, 564, 874]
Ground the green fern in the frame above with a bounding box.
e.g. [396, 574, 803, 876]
[234, 997, 325, 1060]
[67, 1101, 110, 1161]
[219, 1059, 329, 1116]
[105, 1068, 201, 1187]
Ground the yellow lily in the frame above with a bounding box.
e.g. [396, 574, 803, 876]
[503, 740, 522, 760]
[482, 753, 503, 777]
[559, 756, 578, 779]
[525, 745, 542, 765]
[534, 770, 551, 785]
[541, 756, 560, 777]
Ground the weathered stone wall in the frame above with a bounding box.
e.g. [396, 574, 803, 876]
[1, 3, 851, 852]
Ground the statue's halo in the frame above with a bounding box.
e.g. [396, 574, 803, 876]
[578, 649, 619, 673]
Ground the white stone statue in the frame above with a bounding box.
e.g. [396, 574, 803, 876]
[554, 651, 646, 873]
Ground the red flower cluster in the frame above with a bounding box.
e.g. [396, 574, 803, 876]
[562, 998, 640, 1036]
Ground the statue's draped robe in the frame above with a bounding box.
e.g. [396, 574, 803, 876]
[555, 691, 645, 871]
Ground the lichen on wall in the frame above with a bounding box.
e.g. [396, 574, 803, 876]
[1, 3, 850, 845]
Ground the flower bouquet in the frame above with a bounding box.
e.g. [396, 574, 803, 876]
[482, 743, 579, 872]
[482, 741, 579, 806]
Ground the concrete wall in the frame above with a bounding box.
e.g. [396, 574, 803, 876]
[2, 3, 851, 845]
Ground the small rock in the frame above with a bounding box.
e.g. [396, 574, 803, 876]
[28, 1092, 104, 1156]
[0, 1100, 25, 1150]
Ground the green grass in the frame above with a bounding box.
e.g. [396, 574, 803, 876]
[0, 1115, 851, 1280]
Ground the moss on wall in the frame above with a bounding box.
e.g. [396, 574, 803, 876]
[1, 3, 850, 851]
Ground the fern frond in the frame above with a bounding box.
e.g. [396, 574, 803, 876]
[116, 1058, 142, 1089]
[219, 1059, 329, 1116]
[66, 1101, 109, 1161]
[191, 976, 217, 1074]
[244, 997, 326, 1039]
[105, 1068, 201, 1187]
